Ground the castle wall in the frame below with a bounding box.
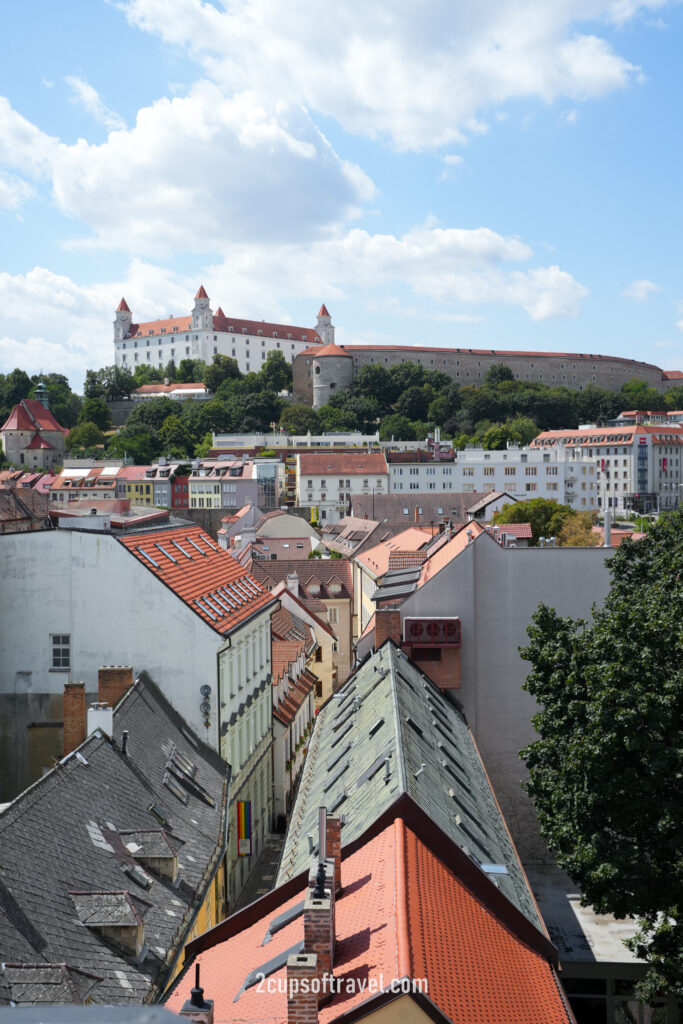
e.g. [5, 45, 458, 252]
[293, 345, 667, 403]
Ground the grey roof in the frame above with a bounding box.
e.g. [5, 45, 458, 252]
[351, 492, 490, 527]
[465, 491, 516, 515]
[276, 643, 541, 930]
[0, 964, 101, 1005]
[0, 674, 229, 1006]
[0, 1009, 183, 1023]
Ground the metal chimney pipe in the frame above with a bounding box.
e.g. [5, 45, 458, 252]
[603, 509, 612, 548]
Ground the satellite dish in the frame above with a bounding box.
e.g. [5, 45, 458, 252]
[200, 684, 212, 697]
[200, 700, 211, 714]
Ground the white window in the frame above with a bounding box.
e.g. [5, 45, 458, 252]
[328, 607, 339, 624]
[51, 634, 70, 671]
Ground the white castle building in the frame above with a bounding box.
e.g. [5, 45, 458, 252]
[113, 288, 332, 375]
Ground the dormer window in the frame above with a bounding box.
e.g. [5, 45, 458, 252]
[308, 581, 321, 595]
[70, 891, 150, 957]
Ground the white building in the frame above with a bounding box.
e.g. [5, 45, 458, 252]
[387, 444, 598, 511]
[114, 289, 325, 375]
[531, 424, 683, 513]
[295, 451, 389, 523]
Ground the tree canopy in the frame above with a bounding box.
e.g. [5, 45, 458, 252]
[492, 498, 574, 545]
[520, 512, 683, 997]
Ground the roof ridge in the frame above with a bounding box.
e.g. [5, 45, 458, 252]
[393, 817, 412, 981]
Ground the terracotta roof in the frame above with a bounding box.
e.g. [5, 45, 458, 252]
[270, 580, 337, 638]
[298, 452, 388, 476]
[663, 370, 683, 379]
[25, 432, 55, 450]
[166, 818, 569, 1024]
[318, 303, 330, 317]
[532, 424, 683, 446]
[486, 522, 533, 539]
[134, 383, 207, 395]
[338, 344, 663, 371]
[356, 526, 430, 575]
[310, 342, 350, 358]
[118, 525, 277, 635]
[195, 284, 209, 299]
[252, 559, 352, 603]
[1, 399, 67, 435]
[116, 297, 130, 312]
[215, 306, 225, 317]
[127, 310, 321, 343]
[419, 521, 485, 587]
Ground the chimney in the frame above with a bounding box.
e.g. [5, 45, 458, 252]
[63, 682, 86, 755]
[98, 666, 134, 708]
[286, 572, 299, 596]
[325, 816, 342, 896]
[87, 702, 114, 737]
[180, 964, 214, 1024]
[303, 807, 335, 1004]
[374, 608, 401, 649]
[287, 953, 318, 1024]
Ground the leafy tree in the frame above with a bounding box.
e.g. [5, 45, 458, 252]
[258, 350, 292, 393]
[107, 424, 162, 464]
[493, 498, 574, 545]
[126, 396, 179, 431]
[204, 354, 242, 394]
[194, 432, 214, 458]
[389, 361, 426, 395]
[482, 424, 514, 450]
[485, 363, 515, 385]
[394, 385, 433, 422]
[84, 365, 135, 400]
[557, 511, 600, 546]
[164, 359, 178, 382]
[507, 415, 539, 446]
[621, 377, 665, 412]
[279, 403, 321, 434]
[378, 414, 417, 442]
[132, 364, 164, 387]
[427, 394, 451, 425]
[353, 364, 395, 410]
[177, 358, 207, 383]
[79, 397, 112, 431]
[159, 415, 194, 457]
[30, 374, 81, 428]
[520, 512, 683, 996]
[1, 368, 32, 408]
[65, 421, 105, 452]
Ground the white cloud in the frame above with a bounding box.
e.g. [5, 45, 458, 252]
[624, 278, 661, 300]
[65, 76, 127, 131]
[0, 173, 35, 210]
[561, 108, 580, 124]
[121, 0, 670, 150]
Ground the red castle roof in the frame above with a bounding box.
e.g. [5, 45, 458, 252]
[116, 297, 131, 312]
[195, 285, 209, 299]
[1, 399, 68, 435]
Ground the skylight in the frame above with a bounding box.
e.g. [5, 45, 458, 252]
[137, 547, 159, 568]
[172, 540, 192, 559]
[195, 599, 217, 621]
[186, 536, 207, 557]
[163, 772, 189, 805]
[155, 544, 177, 564]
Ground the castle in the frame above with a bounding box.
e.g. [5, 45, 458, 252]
[113, 287, 327, 376]
[112, 291, 681, 404]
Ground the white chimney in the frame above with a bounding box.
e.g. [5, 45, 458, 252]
[87, 702, 114, 738]
[286, 571, 299, 596]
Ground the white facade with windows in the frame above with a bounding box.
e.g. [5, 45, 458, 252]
[295, 453, 389, 523]
[387, 445, 598, 510]
[113, 289, 323, 375]
[532, 426, 683, 513]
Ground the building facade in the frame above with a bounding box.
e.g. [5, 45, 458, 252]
[113, 289, 325, 375]
[295, 451, 389, 523]
[1, 392, 68, 472]
[387, 444, 598, 510]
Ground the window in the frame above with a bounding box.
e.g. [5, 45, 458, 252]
[51, 634, 70, 671]
[328, 607, 339, 625]
[504, 467, 516, 476]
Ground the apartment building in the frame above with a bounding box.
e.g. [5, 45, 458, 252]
[295, 451, 389, 523]
[386, 444, 598, 510]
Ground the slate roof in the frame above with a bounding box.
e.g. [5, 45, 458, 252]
[0, 964, 101, 1005]
[0, 673, 229, 1006]
[351, 492, 489, 525]
[465, 491, 517, 515]
[166, 819, 566, 1024]
[276, 642, 542, 931]
[118, 525, 277, 636]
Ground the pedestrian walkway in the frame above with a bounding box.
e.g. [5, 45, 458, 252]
[233, 833, 285, 911]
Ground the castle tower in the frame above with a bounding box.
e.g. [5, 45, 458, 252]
[192, 285, 213, 331]
[114, 297, 132, 342]
[34, 381, 49, 410]
[316, 303, 335, 346]
[311, 343, 353, 409]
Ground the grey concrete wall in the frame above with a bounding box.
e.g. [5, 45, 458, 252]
[400, 535, 613, 861]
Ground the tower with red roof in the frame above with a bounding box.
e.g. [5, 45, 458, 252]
[192, 284, 213, 332]
[316, 302, 335, 345]
[113, 297, 133, 343]
[1, 392, 68, 472]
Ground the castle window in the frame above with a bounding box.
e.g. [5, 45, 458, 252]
[315, 366, 321, 374]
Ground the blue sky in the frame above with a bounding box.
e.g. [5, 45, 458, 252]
[1, 0, 683, 391]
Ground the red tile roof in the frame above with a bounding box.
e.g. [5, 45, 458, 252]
[195, 284, 209, 299]
[318, 303, 330, 317]
[118, 525, 277, 635]
[166, 818, 569, 1024]
[356, 527, 430, 575]
[1, 399, 67, 435]
[133, 382, 207, 395]
[116, 297, 131, 312]
[663, 370, 683, 380]
[310, 342, 350, 358]
[298, 452, 388, 476]
[338, 344, 663, 371]
[25, 432, 55, 451]
[126, 311, 321, 344]
[419, 521, 485, 587]
[486, 522, 533, 539]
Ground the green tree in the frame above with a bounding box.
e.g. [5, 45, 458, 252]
[30, 374, 81, 428]
[194, 432, 214, 458]
[507, 415, 539, 446]
[84, 365, 135, 400]
[484, 363, 515, 385]
[493, 498, 574, 545]
[65, 421, 105, 452]
[378, 414, 417, 442]
[353, 364, 395, 410]
[621, 377, 665, 412]
[159, 415, 194, 457]
[258, 350, 292, 393]
[520, 511, 683, 997]
[107, 424, 162, 464]
[132, 364, 164, 387]
[279, 403, 321, 434]
[204, 354, 242, 393]
[177, 358, 207, 383]
[394, 385, 433, 422]
[1, 368, 33, 408]
[389, 361, 426, 395]
[482, 424, 513, 450]
[557, 511, 600, 546]
[126, 396, 179, 431]
[79, 397, 112, 431]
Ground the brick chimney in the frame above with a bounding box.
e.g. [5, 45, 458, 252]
[303, 894, 333, 1003]
[63, 681, 86, 755]
[325, 816, 342, 896]
[98, 666, 134, 708]
[374, 608, 401, 649]
[287, 953, 318, 1024]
